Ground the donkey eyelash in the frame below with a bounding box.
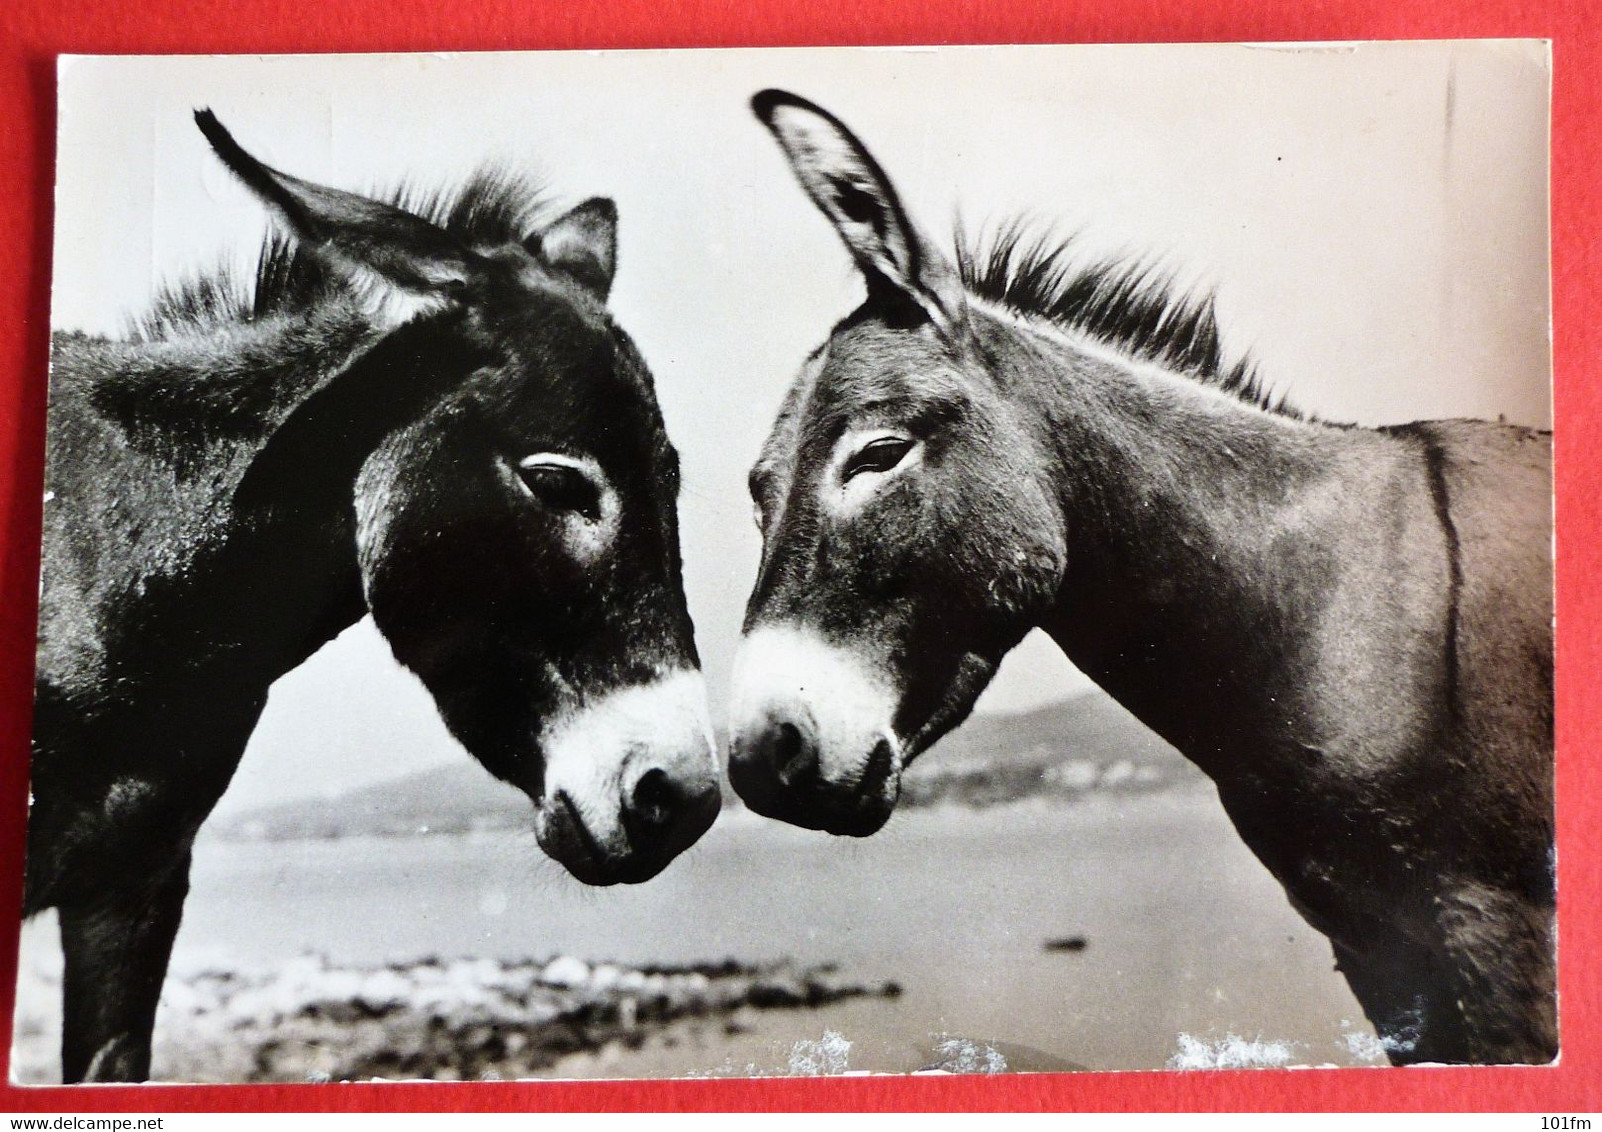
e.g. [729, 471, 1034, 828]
[514, 455, 605, 521]
[842, 435, 916, 481]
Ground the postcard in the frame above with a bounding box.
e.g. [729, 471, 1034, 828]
[12, 41, 1553, 1084]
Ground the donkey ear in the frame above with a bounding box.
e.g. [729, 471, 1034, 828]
[752, 89, 964, 331]
[195, 109, 476, 296]
[532, 198, 618, 299]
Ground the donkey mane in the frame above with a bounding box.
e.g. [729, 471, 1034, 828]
[956, 222, 1301, 418]
[133, 168, 551, 341]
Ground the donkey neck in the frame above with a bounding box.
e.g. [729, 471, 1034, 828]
[51, 302, 418, 690]
[973, 304, 1437, 782]
[93, 301, 383, 453]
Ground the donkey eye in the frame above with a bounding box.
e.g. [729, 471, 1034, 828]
[843, 436, 915, 481]
[516, 459, 603, 522]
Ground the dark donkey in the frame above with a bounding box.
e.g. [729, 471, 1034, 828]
[729, 91, 1553, 1065]
[28, 114, 719, 1082]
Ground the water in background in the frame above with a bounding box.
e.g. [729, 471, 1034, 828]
[15, 791, 1378, 1081]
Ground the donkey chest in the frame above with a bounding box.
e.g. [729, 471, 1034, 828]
[27, 678, 270, 910]
[1211, 748, 1456, 937]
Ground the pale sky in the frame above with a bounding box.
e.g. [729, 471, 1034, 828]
[48, 42, 1551, 812]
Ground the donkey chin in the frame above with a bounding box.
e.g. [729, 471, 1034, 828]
[727, 625, 907, 837]
[532, 669, 721, 885]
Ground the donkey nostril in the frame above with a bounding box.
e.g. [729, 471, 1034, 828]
[631, 767, 677, 829]
[772, 721, 816, 787]
[861, 736, 896, 794]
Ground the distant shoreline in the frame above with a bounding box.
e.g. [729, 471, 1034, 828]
[207, 697, 1206, 844]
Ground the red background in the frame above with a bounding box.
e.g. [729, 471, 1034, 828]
[0, 0, 1596, 1114]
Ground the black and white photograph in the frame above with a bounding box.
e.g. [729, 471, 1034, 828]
[12, 41, 1554, 1084]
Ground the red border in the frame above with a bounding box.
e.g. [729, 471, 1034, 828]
[1, 0, 1597, 1114]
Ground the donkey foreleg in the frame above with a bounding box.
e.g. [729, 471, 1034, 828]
[1332, 939, 1472, 1065]
[1334, 903, 1556, 1067]
[1433, 884, 1558, 1065]
[58, 849, 192, 1083]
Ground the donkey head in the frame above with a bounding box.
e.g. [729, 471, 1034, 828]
[729, 92, 1067, 835]
[201, 113, 718, 883]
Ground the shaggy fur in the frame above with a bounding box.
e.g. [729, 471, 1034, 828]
[956, 221, 1288, 414]
[31, 117, 708, 1083]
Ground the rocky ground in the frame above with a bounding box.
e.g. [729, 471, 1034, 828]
[13, 947, 901, 1084]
